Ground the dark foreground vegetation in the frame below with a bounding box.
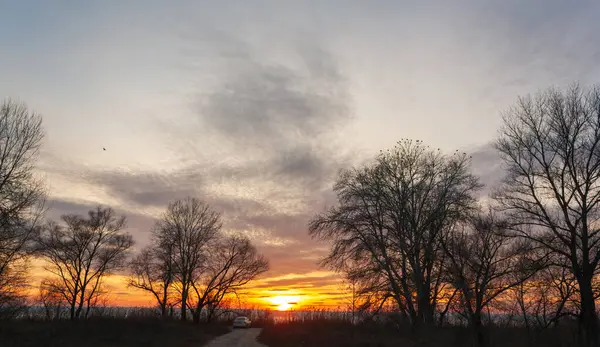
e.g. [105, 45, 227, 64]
[0, 318, 229, 347]
[258, 319, 579, 347]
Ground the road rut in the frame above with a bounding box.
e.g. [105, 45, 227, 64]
[203, 328, 266, 347]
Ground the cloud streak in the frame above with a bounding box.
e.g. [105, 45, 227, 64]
[7, 0, 600, 307]
[34, 34, 355, 280]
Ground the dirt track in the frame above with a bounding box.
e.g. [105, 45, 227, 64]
[203, 328, 266, 347]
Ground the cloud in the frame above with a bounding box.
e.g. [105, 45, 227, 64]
[466, 142, 506, 196]
[251, 271, 336, 284]
[43, 159, 324, 253]
[248, 269, 340, 295]
[85, 168, 202, 208]
[198, 40, 349, 146]
[37, 35, 356, 258]
[170, 32, 355, 193]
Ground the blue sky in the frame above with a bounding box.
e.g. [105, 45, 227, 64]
[1, 1, 600, 285]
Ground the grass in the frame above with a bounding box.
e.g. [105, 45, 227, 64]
[258, 320, 411, 347]
[256, 319, 580, 347]
[0, 318, 230, 347]
[0, 309, 583, 347]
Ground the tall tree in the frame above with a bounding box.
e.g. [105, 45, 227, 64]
[310, 140, 480, 327]
[155, 198, 221, 321]
[495, 83, 600, 347]
[187, 234, 269, 323]
[0, 99, 46, 318]
[442, 208, 537, 347]
[37, 206, 133, 320]
[128, 227, 176, 318]
[375, 141, 481, 325]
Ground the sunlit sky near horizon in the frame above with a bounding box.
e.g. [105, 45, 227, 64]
[2, 0, 600, 309]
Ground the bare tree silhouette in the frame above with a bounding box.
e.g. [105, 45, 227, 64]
[512, 262, 578, 330]
[38, 278, 65, 320]
[310, 139, 481, 328]
[188, 234, 269, 323]
[0, 99, 46, 318]
[137, 198, 269, 323]
[442, 208, 538, 346]
[128, 224, 177, 319]
[37, 206, 133, 320]
[154, 198, 221, 321]
[494, 84, 600, 347]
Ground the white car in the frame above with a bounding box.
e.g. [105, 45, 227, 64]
[232, 316, 251, 328]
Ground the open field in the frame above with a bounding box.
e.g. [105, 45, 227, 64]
[0, 314, 587, 347]
[257, 320, 581, 347]
[0, 318, 230, 347]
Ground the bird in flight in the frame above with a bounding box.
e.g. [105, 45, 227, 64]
[103, 147, 106, 151]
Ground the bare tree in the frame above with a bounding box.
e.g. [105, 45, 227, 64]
[494, 84, 600, 347]
[436, 286, 458, 327]
[310, 162, 413, 323]
[337, 265, 398, 324]
[0, 99, 46, 318]
[376, 141, 482, 327]
[442, 208, 537, 347]
[128, 230, 176, 318]
[188, 234, 269, 324]
[512, 264, 578, 330]
[339, 271, 359, 324]
[39, 278, 65, 320]
[343, 260, 398, 323]
[310, 140, 481, 328]
[155, 197, 221, 321]
[0, 260, 29, 319]
[37, 206, 133, 320]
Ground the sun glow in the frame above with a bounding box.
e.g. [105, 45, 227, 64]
[268, 295, 301, 311]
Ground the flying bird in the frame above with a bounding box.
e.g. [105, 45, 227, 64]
[103, 147, 106, 151]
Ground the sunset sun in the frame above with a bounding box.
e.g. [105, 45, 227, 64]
[269, 295, 300, 311]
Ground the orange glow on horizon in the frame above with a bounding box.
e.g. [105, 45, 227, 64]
[268, 295, 302, 311]
[26, 260, 348, 310]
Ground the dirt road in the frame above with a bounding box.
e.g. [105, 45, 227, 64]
[203, 328, 266, 347]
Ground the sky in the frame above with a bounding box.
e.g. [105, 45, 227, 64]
[1, 0, 600, 309]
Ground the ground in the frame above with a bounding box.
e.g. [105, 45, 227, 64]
[204, 328, 266, 347]
[0, 318, 229, 347]
[256, 320, 580, 347]
[0, 318, 580, 347]
[257, 321, 414, 347]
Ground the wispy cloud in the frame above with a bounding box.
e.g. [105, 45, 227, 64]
[33, 33, 355, 280]
[5, 0, 600, 307]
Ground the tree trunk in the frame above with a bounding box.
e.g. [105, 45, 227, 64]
[181, 289, 188, 321]
[160, 302, 167, 319]
[193, 301, 205, 324]
[192, 309, 200, 324]
[160, 286, 169, 319]
[54, 304, 61, 320]
[69, 299, 77, 320]
[578, 274, 599, 347]
[417, 289, 434, 326]
[75, 293, 85, 320]
[472, 311, 485, 347]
